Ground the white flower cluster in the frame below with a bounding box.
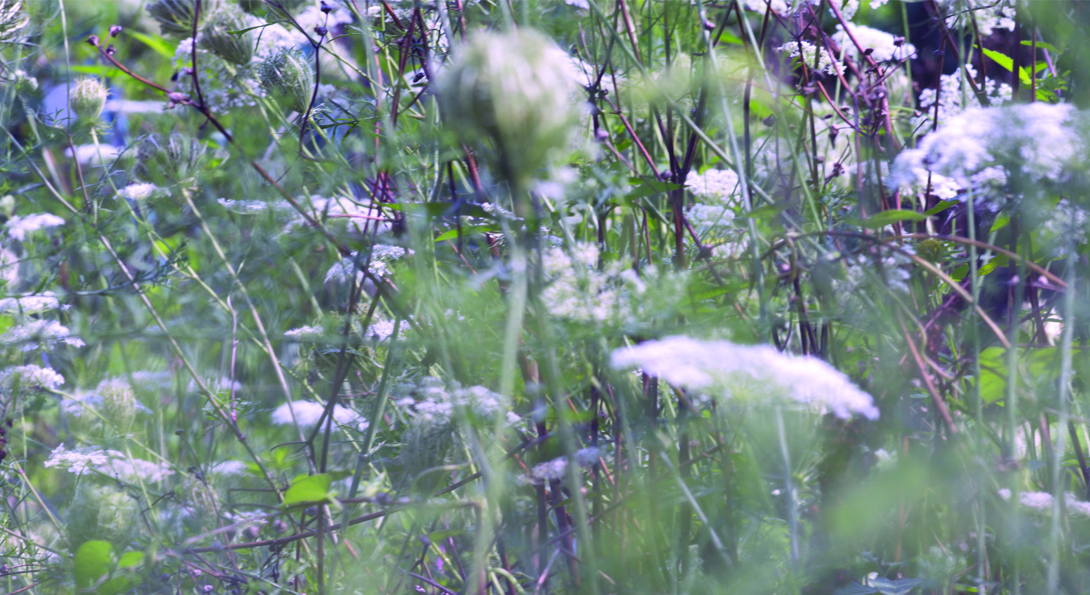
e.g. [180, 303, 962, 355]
[286, 5, 354, 45]
[0, 319, 83, 351]
[0, 292, 63, 313]
[6, 213, 65, 241]
[529, 447, 602, 483]
[117, 183, 163, 201]
[836, 250, 913, 295]
[914, 65, 1012, 130]
[895, 104, 1084, 195]
[833, 24, 915, 63]
[271, 400, 367, 431]
[776, 40, 844, 77]
[395, 378, 514, 426]
[998, 489, 1090, 518]
[326, 244, 412, 282]
[940, 0, 1015, 37]
[0, 364, 65, 391]
[541, 242, 649, 325]
[45, 444, 174, 482]
[686, 168, 739, 203]
[218, 198, 294, 214]
[611, 335, 879, 419]
[284, 324, 323, 339]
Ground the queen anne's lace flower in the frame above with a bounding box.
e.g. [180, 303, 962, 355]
[326, 245, 412, 283]
[998, 489, 1090, 518]
[0, 292, 63, 313]
[833, 24, 916, 62]
[0, 364, 65, 390]
[5, 213, 64, 241]
[0, 319, 84, 351]
[45, 444, 173, 482]
[776, 40, 843, 77]
[611, 336, 879, 419]
[271, 400, 365, 428]
[686, 169, 739, 203]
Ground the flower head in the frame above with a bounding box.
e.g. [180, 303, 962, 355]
[611, 336, 879, 419]
[70, 78, 108, 122]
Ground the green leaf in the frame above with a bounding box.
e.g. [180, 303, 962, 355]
[74, 540, 115, 590]
[284, 473, 334, 506]
[627, 180, 682, 201]
[980, 47, 1014, 72]
[68, 65, 115, 76]
[853, 209, 927, 228]
[923, 200, 958, 216]
[742, 203, 789, 220]
[129, 31, 174, 58]
[1021, 39, 1060, 54]
[117, 551, 144, 570]
[978, 254, 1009, 276]
[435, 225, 498, 242]
[717, 31, 744, 45]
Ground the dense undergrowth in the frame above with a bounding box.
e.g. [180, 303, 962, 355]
[2, 0, 1090, 593]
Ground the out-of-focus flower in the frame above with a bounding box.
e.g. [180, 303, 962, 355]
[134, 133, 206, 186]
[199, 7, 253, 65]
[686, 169, 739, 203]
[776, 40, 843, 77]
[611, 335, 879, 419]
[0, 292, 63, 313]
[5, 213, 64, 241]
[271, 400, 364, 429]
[65, 481, 138, 552]
[438, 29, 581, 189]
[0, 0, 28, 43]
[0, 320, 83, 351]
[0, 365, 64, 390]
[96, 378, 137, 431]
[998, 489, 1090, 517]
[259, 47, 314, 113]
[833, 24, 916, 62]
[147, 0, 220, 38]
[70, 78, 108, 122]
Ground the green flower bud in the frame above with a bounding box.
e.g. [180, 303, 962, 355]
[67, 482, 138, 552]
[134, 133, 207, 186]
[437, 30, 580, 189]
[97, 378, 136, 431]
[146, 0, 220, 38]
[70, 78, 108, 122]
[199, 7, 253, 65]
[0, 0, 28, 44]
[259, 47, 314, 114]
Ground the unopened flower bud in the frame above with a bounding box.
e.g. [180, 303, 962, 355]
[146, 0, 220, 38]
[70, 78, 108, 122]
[0, 0, 28, 43]
[314, 25, 327, 36]
[259, 47, 314, 113]
[109, 24, 123, 37]
[437, 30, 580, 190]
[199, 7, 254, 65]
[97, 377, 137, 431]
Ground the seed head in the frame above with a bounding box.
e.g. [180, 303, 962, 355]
[146, 0, 221, 38]
[437, 29, 581, 190]
[199, 7, 254, 65]
[259, 47, 314, 113]
[70, 78, 108, 122]
[0, 0, 28, 43]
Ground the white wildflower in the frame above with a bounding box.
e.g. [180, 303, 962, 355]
[531, 457, 568, 482]
[284, 325, 323, 339]
[117, 183, 163, 201]
[998, 489, 1090, 518]
[940, 0, 1015, 36]
[742, 0, 790, 13]
[574, 447, 601, 467]
[833, 24, 916, 63]
[271, 400, 363, 428]
[913, 65, 1012, 129]
[776, 40, 843, 77]
[828, 0, 860, 21]
[209, 460, 249, 475]
[0, 319, 83, 351]
[0, 364, 65, 390]
[366, 319, 396, 341]
[326, 245, 412, 283]
[611, 336, 879, 419]
[5, 213, 64, 241]
[686, 168, 739, 203]
[0, 292, 63, 313]
[44, 445, 111, 475]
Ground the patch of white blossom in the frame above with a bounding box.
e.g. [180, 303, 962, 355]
[0, 365, 65, 391]
[117, 183, 163, 201]
[5, 213, 65, 241]
[45, 444, 175, 482]
[913, 65, 1012, 130]
[271, 400, 366, 430]
[611, 335, 879, 419]
[0, 292, 63, 313]
[686, 168, 739, 203]
[776, 40, 844, 77]
[326, 245, 412, 283]
[833, 24, 916, 63]
[998, 489, 1090, 518]
[0, 319, 83, 351]
[940, 0, 1015, 37]
[394, 378, 512, 425]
